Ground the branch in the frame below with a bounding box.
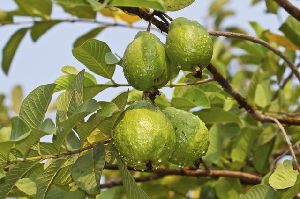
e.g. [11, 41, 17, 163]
[208, 31, 300, 82]
[206, 63, 300, 125]
[104, 164, 262, 185]
[272, 141, 300, 170]
[274, 0, 300, 21]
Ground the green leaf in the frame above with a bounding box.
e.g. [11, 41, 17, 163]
[105, 52, 120, 65]
[84, 83, 111, 100]
[215, 178, 242, 199]
[10, 116, 30, 141]
[0, 161, 38, 198]
[31, 21, 60, 42]
[112, 90, 129, 110]
[46, 185, 85, 199]
[171, 88, 210, 110]
[72, 144, 105, 194]
[196, 107, 241, 124]
[36, 158, 67, 199]
[269, 161, 299, 189]
[265, 0, 278, 13]
[15, 0, 52, 18]
[117, 156, 151, 199]
[280, 175, 300, 199]
[0, 166, 5, 180]
[253, 139, 275, 174]
[0, 127, 14, 159]
[280, 16, 300, 47]
[254, 81, 271, 108]
[231, 127, 259, 168]
[54, 99, 99, 149]
[2, 28, 28, 74]
[15, 178, 37, 196]
[0, 10, 13, 24]
[209, 0, 229, 15]
[19, 84, 55, 129]
[164, 0, 194, 11]
[109, 0, 166, 11]
[55, 0, 96, 19]
[11, 85, 23, 113]
[74, 27, 106, 48]
[72, 39, 115, 79]
[241, 184, 279, 199]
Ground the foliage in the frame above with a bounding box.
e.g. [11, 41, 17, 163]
[1, 0, 300, 198]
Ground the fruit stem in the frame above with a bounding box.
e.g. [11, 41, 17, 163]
[146, 11, 155, 31]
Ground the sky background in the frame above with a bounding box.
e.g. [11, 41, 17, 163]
[0, 0, 298, 106]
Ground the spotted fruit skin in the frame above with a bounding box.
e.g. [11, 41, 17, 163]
[113, 101, 176, 169]
[166, 17, 213, 71]
[122, 31, 170, 91]
[163, 107, 209, 166]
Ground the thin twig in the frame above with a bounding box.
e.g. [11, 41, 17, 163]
[274, 0, 300, 21]
[266, 117, 300, 171]
[272, 141, 300, 170]
[208, 31, 300, 82]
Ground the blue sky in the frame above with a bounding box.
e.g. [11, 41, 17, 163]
[0, 0, 293, 104]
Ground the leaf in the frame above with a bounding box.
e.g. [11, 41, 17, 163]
[280, 16, 300, 47]
[253, 139, 275, 174]
[10, 116, 30, 141]
[11, 85, 23, 113]
[14, 0, 52, 18]
[265, 0, 278, 13]
[0, 127, 14, 159]
[196, 107, 241, 124]
[31, 21, 60, 42]
[215, 178, 241, 199]
[2, 28, 28, 74]
[231, 127, 259, 168]
[112, 90, 129, 110]
[105, 52, 120, 65]
[0, 10, 13, 24]
[19, 84, 55, 129]
[241, 184, 279, 199]
[36, 158, 67, 199]
[269, 161, 299, 189]
[280, 175, 300, 199]
[15, 178, 37, 196]
[117, 156, 151, 199]
[0, 161, 38, 198]
[209, 0, 229, 15]
[171, 88, 210, 110]
[264, 32, 299, 50]
[84, 84, 111, 100]
[72, 144, 105, 195]
[54, 99, 100, 149]
[72, 39, 115, 79]
[109, 0, 166, 11]
[55, 0, 96, 19]
[164, 0, 194, 11]
[73, 27, 106, 48]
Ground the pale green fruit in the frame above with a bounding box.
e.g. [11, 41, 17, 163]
[163, 107, 209, 166]
[122, 31, 170, 91]
[166, 17, 213, 71]
[113, 101, 176, 169]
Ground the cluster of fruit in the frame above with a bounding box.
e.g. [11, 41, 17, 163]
[113, 17, 213, 169]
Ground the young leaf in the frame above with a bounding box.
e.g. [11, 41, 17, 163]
[109, 0, 166, 11]
[117, 156, 151, 199]
[15, 178, 37, 196]
[241, 184, 279, 199]
[0, 161, 38, 198]
[31, 21, 60, 42]
[269, 161, 299, 189]
[19, 84, 56, 129]
[11, 85, 23, 113]
[2, 28, 28, 74]
[73, 27, 106, 48]
[36, 158, 67, 199]
[72, 39, 116, 79]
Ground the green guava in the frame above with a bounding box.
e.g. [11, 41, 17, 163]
[166, 17, 213, 71]
[163, 107, 209, 166]
[113, 100, 176, 168]
[164, 0, 195, 11]
[122, 31, 170, 91]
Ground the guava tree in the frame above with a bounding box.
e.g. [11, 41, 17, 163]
[1, 0, 300, 198]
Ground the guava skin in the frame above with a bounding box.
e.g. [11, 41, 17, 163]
[122, 31, 170, 92]
[113, 101, 176, 169]
[166, 17, 213, 71]
[163, 107, 209, 166]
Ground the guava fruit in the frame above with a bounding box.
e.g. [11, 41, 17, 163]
[122, 31, 170, 91]
[163, 107, 209, 166]
[113, 100, 176, 169]
[166, 17, 213, 71]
